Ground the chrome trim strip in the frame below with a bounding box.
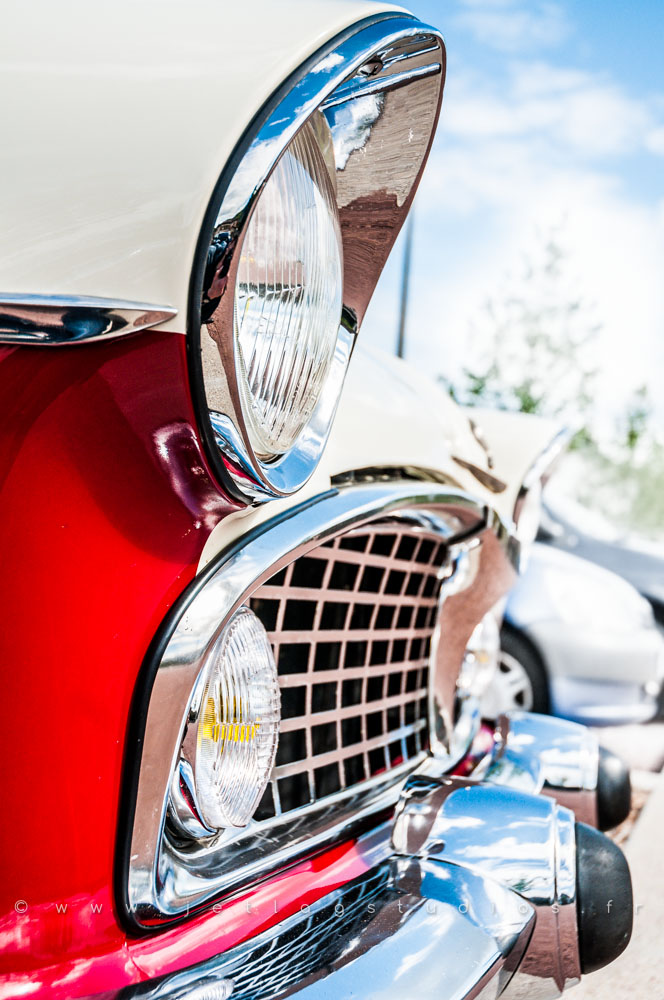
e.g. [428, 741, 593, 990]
[123, 482, 515, 927]
[521, 426, 572, 492]
[0, 294, 176, 345]
[190, 16, 446, 502]
[320, 59, 441, 108]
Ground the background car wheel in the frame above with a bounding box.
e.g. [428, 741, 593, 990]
[493, 627, 550, 715]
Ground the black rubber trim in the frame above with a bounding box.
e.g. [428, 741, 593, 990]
[596, 746, 631, 832]
[185, 11, 416, 504]
[576, 821, 633, 973]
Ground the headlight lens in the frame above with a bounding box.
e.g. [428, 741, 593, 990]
[234, 115, 343, 459]
[193, 607, 280, 830]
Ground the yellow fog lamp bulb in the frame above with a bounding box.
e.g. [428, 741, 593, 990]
[193, 607, 280, 830]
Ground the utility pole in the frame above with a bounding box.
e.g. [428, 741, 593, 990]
[396, 209, 414, 359]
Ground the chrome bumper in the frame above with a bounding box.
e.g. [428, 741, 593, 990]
[122, 841, 535, 1000]
[478, 711, 631, 831]
[482, 711, 600, 826]
[117, 715, 633, 1000]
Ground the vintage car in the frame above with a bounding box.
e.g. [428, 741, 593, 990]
[0, 3, 634, 999]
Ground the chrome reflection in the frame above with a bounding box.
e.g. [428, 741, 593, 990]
[484, 711, 599, 827]
[0, 294, 176, 345]
[392, 775, 581, 998]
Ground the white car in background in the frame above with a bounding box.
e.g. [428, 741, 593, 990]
[483, 542, 664, 725]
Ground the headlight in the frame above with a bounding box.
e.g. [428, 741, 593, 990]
[234, 115, 343, 459]
[170, 608, 280, 837]
[125, 17, 447, 930]
[190, 17, 445, 501]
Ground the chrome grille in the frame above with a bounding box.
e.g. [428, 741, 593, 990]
[250, 524, 447, 820]
[191, 865, 393, 1000]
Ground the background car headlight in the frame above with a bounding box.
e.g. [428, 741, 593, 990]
[234, 115, 343, 459]
[190, 18, 445, 502]
[172, 607, 280, 835]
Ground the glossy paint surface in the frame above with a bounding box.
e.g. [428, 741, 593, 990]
[0, 330, 378, 997]
[0, 334, 539, 996]
[0, 331, 237, 992]
[0, 328, 484, 997]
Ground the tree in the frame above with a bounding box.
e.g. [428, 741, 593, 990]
[441, 230, 601, 444]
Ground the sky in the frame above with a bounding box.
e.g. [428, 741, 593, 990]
[361, 0, 664, 436]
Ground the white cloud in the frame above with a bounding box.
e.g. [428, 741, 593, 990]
[645, 125, 664, 156]
[442, 62, 654, 158]
[363, 7, 664, 432]
[454, 0, 570, 53]
[556, 83, 651, 156]
[401, 142, 664, 429]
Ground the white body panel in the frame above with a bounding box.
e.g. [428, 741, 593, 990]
[464, 406, 563, 523]
[0, 0, 404, 324]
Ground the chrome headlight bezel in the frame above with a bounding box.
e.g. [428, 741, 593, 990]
[188, 15, 445, 503]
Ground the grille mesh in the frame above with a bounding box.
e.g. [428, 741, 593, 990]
[250, 524, 446, 821]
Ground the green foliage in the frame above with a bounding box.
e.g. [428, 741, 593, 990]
[622, 384, 652, 453]
[571, 432, 664, 542]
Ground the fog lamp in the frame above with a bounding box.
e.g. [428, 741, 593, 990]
[191, 607, 280, 831]
[458, 612, 500, 698]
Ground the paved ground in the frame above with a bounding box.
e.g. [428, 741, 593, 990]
[573, 766, 664, 998]
[593, 721, 664, 773]
[573, 720, 664, 998]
